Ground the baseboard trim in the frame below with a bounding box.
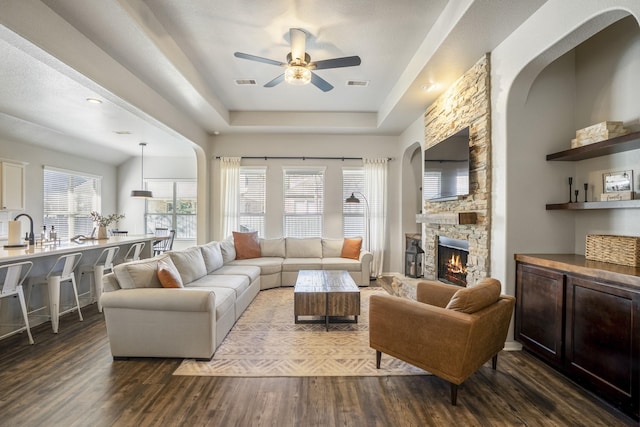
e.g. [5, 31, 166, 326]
[504, 341, 523, 351]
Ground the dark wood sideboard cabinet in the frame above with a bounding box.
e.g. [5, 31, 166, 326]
[515, 254, 639, 420]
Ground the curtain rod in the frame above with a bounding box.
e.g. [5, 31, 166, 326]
[215, 156, 392, 161]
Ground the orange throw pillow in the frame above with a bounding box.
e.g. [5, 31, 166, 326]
[341, 237, 362, 260]
[157, 257, 184, 288]
[233, 231, 261, 259]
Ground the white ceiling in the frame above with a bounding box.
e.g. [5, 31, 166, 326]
[0, 0, 547, 165]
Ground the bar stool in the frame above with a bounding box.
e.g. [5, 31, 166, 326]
[27, 252, 83, 333]
[0, 261, 34, 344]
[122, 242, 145, 262]
[79, 246, 119, 313]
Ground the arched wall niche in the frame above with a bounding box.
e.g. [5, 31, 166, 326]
[492, 3, 640, 299]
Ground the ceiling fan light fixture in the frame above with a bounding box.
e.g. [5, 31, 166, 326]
[284, 66, 311, 86]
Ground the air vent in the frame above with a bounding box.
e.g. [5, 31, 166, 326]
[234, 79, 257, 86]
[346, 80, 369, 87]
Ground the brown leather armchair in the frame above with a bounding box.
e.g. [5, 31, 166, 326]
[369, 278, 515, 405]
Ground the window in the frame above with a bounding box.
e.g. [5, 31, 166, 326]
[239, 167, 266, 237]
[343, 168, 365, 238]
[283, 168, 324, 238]
[145, 180, 197, 239]
[43, 167, 101, 240]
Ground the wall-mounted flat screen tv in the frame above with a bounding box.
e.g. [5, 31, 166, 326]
[423, 127, 470, 202]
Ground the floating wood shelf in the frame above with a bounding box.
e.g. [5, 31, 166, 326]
[416, 212, 477, 225]
[546, 200, 640, 210]
[546, 130, 640, 161]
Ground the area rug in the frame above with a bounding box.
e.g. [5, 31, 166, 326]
[173, 287, 429, 377]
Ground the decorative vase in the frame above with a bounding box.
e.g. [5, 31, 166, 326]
[97, 226, 108, 239]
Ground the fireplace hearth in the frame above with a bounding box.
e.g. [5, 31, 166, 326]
[437, 236, 469, 287]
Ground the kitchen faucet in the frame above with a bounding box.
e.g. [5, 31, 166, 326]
[14, 213, 34, 245]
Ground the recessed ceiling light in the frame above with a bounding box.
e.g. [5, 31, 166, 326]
[86, 97, 102, 104]
[421, 83, 441, 92]
[213, 131, 220, 135]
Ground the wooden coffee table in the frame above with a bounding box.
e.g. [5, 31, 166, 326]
[294, 270, 360, 331]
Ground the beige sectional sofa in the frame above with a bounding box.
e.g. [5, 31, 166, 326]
[223, 237, 373, 288]
[101, 237, 372, 360]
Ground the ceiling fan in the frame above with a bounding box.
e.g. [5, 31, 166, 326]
[234, 28, 361, 92]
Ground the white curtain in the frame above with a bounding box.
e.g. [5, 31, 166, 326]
[219, 157, 241, 238]
[364, 158, 388, 278]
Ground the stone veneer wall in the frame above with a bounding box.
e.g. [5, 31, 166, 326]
[422, 54, 491, 285]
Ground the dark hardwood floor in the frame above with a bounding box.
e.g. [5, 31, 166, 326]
[0, 303, 635, 427]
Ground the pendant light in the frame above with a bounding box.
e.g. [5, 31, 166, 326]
[130, 142, 153, 198]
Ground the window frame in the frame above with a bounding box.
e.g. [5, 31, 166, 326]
[144, 179, 197, 240]
[239, 166, 267, 237]
[282, 166, 325, 238]
[43, 166, 102, 240]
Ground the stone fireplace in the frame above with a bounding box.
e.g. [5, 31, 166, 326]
[437, 236, 469, 286]
[419, 54, 491, 285]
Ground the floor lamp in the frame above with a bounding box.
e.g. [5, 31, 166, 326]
[345, 192, 370, 252]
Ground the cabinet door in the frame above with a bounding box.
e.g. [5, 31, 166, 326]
[565, 275, 639, 418]
[1, 162, 26, 211]
[515, 262, 565, 367]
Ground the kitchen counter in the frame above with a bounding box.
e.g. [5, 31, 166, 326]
[0, 235, 156, 263]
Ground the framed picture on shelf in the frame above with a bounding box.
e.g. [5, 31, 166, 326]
[603, 170, 633, 193]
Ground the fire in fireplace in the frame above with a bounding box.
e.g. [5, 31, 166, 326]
[437, 236, 469, 287]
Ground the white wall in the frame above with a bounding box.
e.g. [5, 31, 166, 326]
[117, 154, 197, 249]
[573, 16, 640, 249]
[395, 114, 426, 273]
[0, 138, 117, 234]
[491, 1, 640, 299]
[210, 133, 399, 272]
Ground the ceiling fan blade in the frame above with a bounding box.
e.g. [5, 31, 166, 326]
[234, 52, 286, 67]
[289, 28, 307, 63]
[310, 56, 361, 70]
[264, 74, 285, 88]
[310, 72, 333, 92]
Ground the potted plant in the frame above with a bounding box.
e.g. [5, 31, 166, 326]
[90, 211, 125, 239]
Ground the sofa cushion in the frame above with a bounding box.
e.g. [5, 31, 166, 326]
[260, 238, 285, 257]
[169, 246, 207, 284]
[220, 236, 236, 263]
[189, 274, 251, 300]
[286, 238, 322, 258]
[113, 255, 168, 289]
[210, 265, 261, 282]
[227, 257, 283, 275]
[157, 257, 184, 288]
[322, 238, 344, 258]
[200, 241, 224, 272]
[321, 257, 362, 272]
[233, 231, 261, 259]
[282, 258, 322, 271]
[446, 278, 501, 314]
[341, 237, 362, 260]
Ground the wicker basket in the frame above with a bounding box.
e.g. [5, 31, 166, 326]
[585, 234, 640, 267]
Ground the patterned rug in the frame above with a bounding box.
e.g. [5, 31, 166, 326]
[173, 286, 429, 377]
